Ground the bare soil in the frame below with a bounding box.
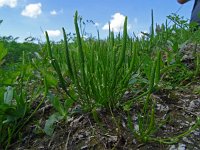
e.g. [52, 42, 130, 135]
[8, 79, 200, 150]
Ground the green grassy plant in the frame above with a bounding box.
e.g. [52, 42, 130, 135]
[1, 9, 200, 149]
[0, 51, 47, 149]
[127, 53, 160, 143]
[45, 11, 138, 111]
[126, 12, 200, 144]
[44, 94, 74, 136]
[0, 42, 7, 66]
[195, 52, 200, 76]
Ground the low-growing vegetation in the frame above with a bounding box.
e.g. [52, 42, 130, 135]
[0, 11, 199, 149]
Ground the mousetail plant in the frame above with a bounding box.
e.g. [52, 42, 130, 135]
[45, 31, 75, 101]
[45, 11, 139, 111]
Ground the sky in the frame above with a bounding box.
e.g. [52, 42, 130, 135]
[0, 0, 195, 42]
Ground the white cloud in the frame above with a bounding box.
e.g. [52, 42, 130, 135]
[102, 13, 131, 32]
[50, 10, 57, 15]
[21, 3, 42, 18]
[0, 0, 18, 8]
[50, 9, 63, 16]
[94, 22, 99, 27]
[46, 30, 61, 37]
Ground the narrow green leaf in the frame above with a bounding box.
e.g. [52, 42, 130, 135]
[149, 59, 157, 93]
[117, 16, 127, 70]
[155, 51, 161, 84]
[62, 28, 74, 79]
[45, 32, 53, 59]
[0, 42, 7, 62]
[74, 11, 86, 84]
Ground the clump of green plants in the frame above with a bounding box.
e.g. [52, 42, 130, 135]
[45, 11, 139, 111]
[43, 11, 200, 144]
[1, 10, 200, 149]
[0, 47, 47, 149]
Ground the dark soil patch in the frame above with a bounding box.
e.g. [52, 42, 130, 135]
[8, 81, 200, 150]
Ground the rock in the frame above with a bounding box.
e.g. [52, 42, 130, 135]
[179, 42, 200, 69]
[188, 99, 200, 110]
[108, 135, 118, 143]
[177, 143, 186, 150]
[169, 143, 186, 150]
[179, 42, 200, 61]
[182, 137, 193, 144]
[156, 103, 169, 112]
[134, 124, 139, 131]
[132, 139, 137, 144]
[193, 130, 200, 136]
[169, 145, 176, 150]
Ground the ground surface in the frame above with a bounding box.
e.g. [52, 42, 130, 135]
[8, 79, 200, 150]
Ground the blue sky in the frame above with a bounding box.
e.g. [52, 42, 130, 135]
[0, 0, 194, 42]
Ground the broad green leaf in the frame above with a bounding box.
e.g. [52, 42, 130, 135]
[4, 86, 13, 105]
[44, 113, 63, 136]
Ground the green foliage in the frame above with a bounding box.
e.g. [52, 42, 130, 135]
[0, 45, 46, 149]
[45, 11, 138, 111]
[127, 54, 160, 143]
[1, 11, 200, 149]
[44, 112, 63, 136]
[0, 85, 28, 148]
[44, 94, 74, 136]
[0, 39, 39, 65]
[0, 42, 7, 65]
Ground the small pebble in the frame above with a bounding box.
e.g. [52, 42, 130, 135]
[169, 145, 176, 150]
[178, 143, 186, 150]
[188, 99, 200, 110]
[182, 137, 193, 144]
[193, 130, 200, 136]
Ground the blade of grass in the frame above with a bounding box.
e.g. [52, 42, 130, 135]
[62, 28, 74, 80]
